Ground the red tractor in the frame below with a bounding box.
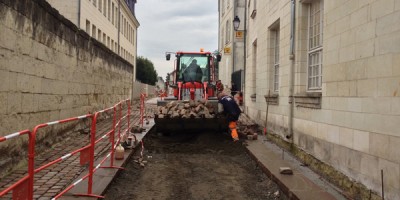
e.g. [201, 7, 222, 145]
[163, 50, 220, 101]
[155, 50, 226, 133]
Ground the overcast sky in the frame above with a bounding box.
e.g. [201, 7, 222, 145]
[135, 0, 219, 80]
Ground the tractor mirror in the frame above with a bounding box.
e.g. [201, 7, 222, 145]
[166, 53, 171, 61]
[216, 54, 221, 62]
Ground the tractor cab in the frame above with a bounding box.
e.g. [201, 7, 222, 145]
[178, 55, 207, 83]
[164, 50, 220, 101]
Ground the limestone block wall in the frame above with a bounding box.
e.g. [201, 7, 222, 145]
[314, 1, 400, 198]
[242, 0, 400, 199]
[244, 0, 291, 134]
[0, 0, 134, 143]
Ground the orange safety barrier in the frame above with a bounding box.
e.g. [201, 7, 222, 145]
[0, 98, 141, 200]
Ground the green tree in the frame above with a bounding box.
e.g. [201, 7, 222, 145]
[165, 73, 170, 83]
[136, 56, 158, 85]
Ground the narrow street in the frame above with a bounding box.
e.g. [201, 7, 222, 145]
[103, 130, 287, 200]
[2, 0, 399, 199]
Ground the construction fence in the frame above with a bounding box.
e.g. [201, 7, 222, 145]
[0, 95, 148, 199]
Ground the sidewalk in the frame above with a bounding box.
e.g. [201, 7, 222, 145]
[245, 137, 347, 200]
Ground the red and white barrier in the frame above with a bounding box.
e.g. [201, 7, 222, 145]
[0, 96, 146, 200]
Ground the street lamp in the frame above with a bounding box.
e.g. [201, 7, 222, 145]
[233, 16, 240, 31]
[232, 14, 246, 111]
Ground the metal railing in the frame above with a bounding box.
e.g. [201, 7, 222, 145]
[0, 96, 147, 199]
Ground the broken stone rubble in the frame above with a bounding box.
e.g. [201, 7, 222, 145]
[237, 114, 260, 140]
[155, 100, 217, 119]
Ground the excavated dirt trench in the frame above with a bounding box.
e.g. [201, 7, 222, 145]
[103, 129, 288, 200]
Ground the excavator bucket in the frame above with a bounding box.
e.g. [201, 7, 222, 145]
[154, 99, 228, 133]
[154, 116, 228, 133]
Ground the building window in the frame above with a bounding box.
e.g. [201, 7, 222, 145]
[126, 22, 129, 38]
[132, 29, 135, 45]
[103, 33, 106, 44]
[128, 26, 130, 42]
[273, 29, 280, 92]
[121, 15, 124, 33]
[308, 0, 323, 90]
[112, 2, 115, 24]
[111, 40, 114, 51]
[98, 29, 101, 41]
[124, 19, 127, 36]
[86, 20, 90, 34]
[107, 36, 110, 47]
[221, 27, 225, 48]
[115, 7, 118, 28]
[108, 0, 111, 21]
[98, 0, 102, 12]
[123, 20, 126, 36]
[93, 0, 96, 7]
[225, 20, 230, 44]
[103, 0, 107, 16]
[252, 40, 257, 95]
[92, 25, 96, 38]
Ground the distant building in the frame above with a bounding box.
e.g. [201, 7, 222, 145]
[156, 76, 165, 91]
[166, 70, 177, 96]
[46, 0, 139, 75]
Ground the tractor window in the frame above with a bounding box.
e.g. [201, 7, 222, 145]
[179, 55, 208, 82]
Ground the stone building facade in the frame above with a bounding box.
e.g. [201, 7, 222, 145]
[218, 0, 245, 91]
[219, 0, 400, 199]
[46, 0, 139, 74]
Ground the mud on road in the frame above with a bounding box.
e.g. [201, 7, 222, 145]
[103, 130, 288, 200]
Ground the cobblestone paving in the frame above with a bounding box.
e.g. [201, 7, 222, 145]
[0, 105, 145, 199]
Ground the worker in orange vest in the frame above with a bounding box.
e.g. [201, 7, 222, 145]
[218, 92, 241, 142]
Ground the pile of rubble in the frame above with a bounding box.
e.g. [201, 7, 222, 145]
[154, 100, 217, 119]
[237, 114, 260, 140]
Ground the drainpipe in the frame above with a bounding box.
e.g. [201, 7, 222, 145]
[287, 0, 295, 141]
[232, 1, 236, 75]
[218, 1, 220, 55]
[243, 0, 247, 113]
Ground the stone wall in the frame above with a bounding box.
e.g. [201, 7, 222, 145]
[0, 0, 137, 134]
[0, 0, 142, 175]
